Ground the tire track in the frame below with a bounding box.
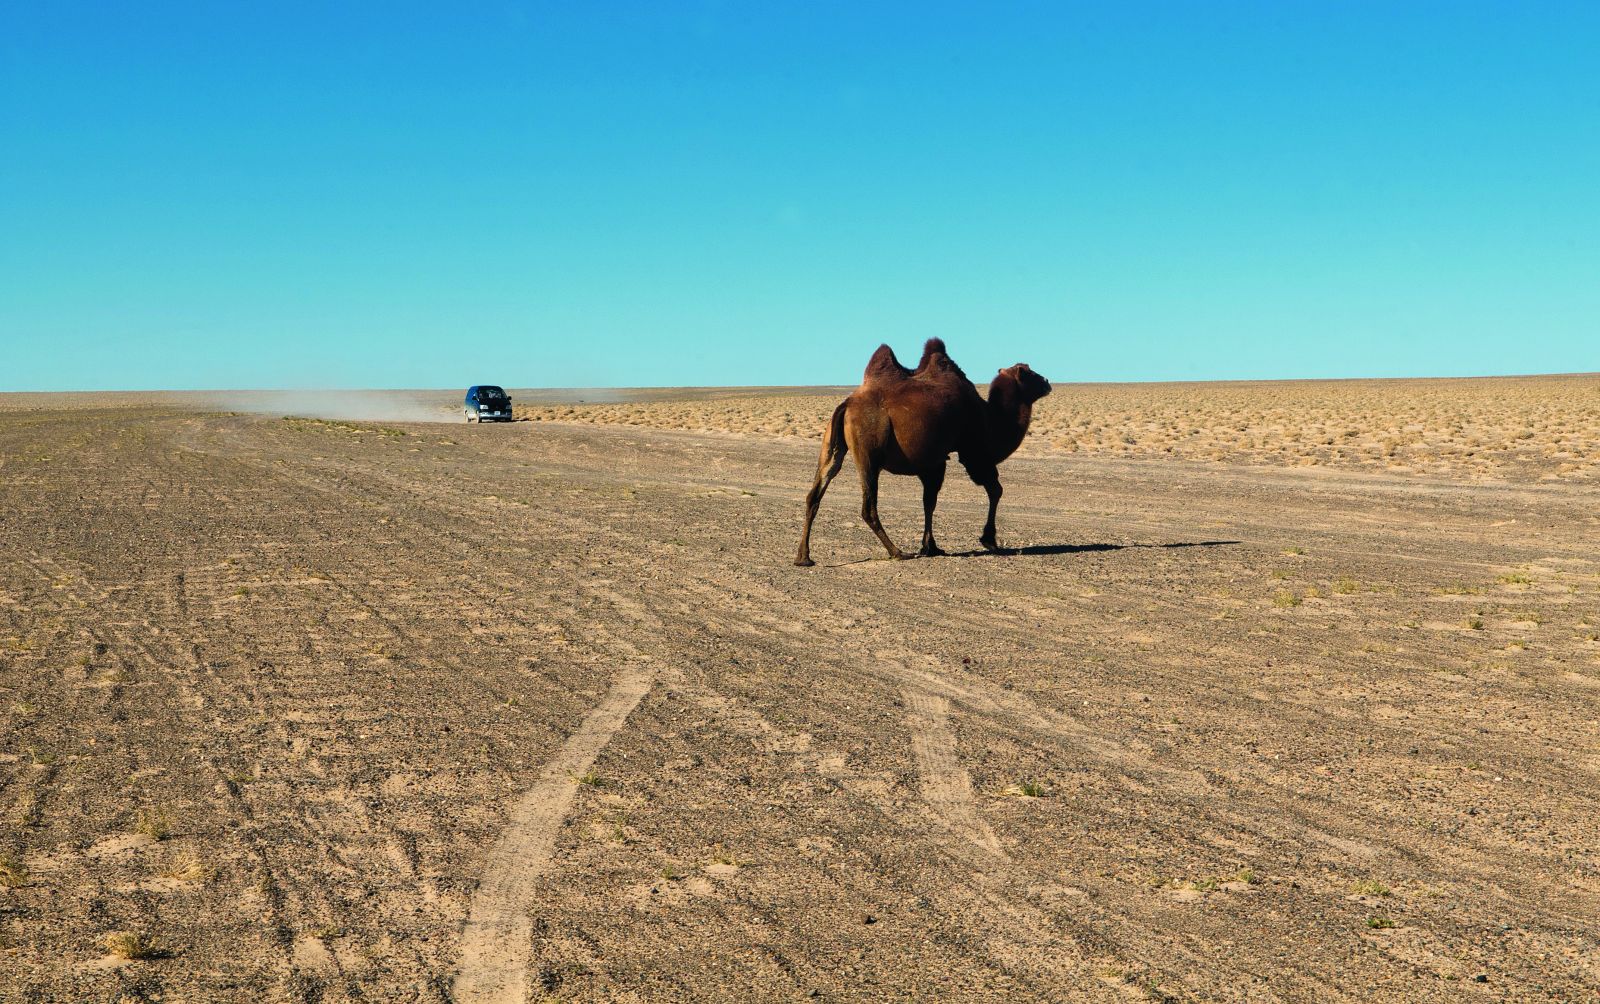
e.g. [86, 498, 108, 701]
[454, 662, 655, 1004]
[902, 687, 1007, 862]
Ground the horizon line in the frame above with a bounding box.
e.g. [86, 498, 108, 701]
[2, 370, 1598, 396]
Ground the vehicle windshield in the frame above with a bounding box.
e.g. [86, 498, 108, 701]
[477, 386, 508, 402]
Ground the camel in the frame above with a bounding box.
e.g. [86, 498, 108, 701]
[794, 339, 1052, 566]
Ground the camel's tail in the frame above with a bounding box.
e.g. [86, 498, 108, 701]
[819, 398, 849, 469]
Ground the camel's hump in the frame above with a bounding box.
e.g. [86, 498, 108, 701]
[863, 344, 912, 383]
[918, 351, 971, 385]
[916, 338, 948, 371]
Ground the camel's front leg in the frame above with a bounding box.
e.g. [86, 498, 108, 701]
[918, 465, 946, 557]
[978, 476, 1003, 550]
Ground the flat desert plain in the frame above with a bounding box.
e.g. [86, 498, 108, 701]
[2, 375, 1599, 1003]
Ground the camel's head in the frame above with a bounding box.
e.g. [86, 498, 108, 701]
[1000, 363, 1052, 403]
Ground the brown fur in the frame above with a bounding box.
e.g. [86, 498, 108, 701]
[794, 341, 1051, 565]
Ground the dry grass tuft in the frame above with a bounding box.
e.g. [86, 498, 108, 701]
[159, 853, 214, 883]
[134, 808, 174, 841]
[0, 852, 29, 887]
[1003, 779, 1048, 798]
[104, 930, 161, 960]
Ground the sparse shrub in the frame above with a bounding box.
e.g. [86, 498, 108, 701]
[1273, 590, 1301, 608]
[1351, 879, 1390, 897]
[160, 853, 214, 883]
[574, 771, 603, 788]
[0, 853, 29, 887]
[104, 930, 161, 959]
[1333, 578, 1359, 595]
[1366, 916, 1395, 930]
[134, 808, 173, 841]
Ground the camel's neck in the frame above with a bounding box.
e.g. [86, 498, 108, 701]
[985, 378, 1034, 462]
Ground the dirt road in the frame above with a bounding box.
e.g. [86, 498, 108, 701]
[2, 405, 1598, 1001]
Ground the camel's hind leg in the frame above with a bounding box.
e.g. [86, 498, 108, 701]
[794, 402, 849, 567]
[856, 455, 905, 560]
[918, 463, 946, 557]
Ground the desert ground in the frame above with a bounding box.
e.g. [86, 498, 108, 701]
[2, 376, 1599, 1002]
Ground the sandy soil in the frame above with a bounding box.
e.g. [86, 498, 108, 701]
[520, 375, 1600, 483]
[2, 388, 1598, 1002]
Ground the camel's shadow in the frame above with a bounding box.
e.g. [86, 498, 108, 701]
[943, 540, 1241, 559]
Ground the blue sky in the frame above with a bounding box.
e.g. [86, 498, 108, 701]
[2, 2, 1596, 391]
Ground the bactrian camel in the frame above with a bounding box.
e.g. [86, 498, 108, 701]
[794, 338, 1052, 566]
